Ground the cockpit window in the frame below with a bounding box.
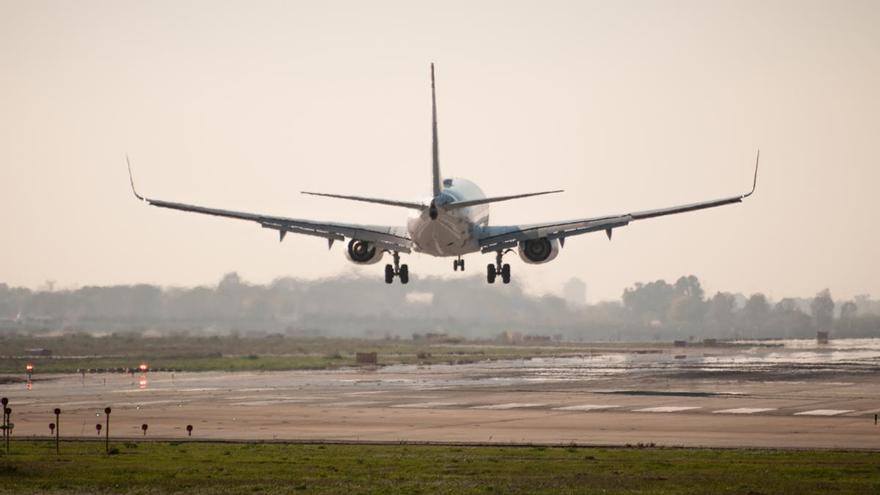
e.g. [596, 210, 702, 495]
[443, 179, 453, 187]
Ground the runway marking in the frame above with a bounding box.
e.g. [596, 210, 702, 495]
[122, 400, 182, 407]
[322, 400, 385, 407]
[713, 408, 777, 415]
[391, 402, 461, 409]
[46, 400, 105, 407]
[850, 408, 880, 416]
[632, 406, 701, 413]
[229, 399, 317, 407]
[553, 405, 620, 412]
[794, 409, 855, 416]
[471, 403, 546, 410]
[225, 395, 324, 402]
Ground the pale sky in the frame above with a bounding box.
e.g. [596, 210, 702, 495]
[1, 0, 878, 302]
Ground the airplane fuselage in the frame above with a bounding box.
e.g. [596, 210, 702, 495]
[407, 178, 488, 256]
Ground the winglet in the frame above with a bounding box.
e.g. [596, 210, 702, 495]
[126, 155, 146, 201]
[742, 148, 759, 198]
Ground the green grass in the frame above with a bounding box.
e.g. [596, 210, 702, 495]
[1, 441, 879, 494]
[0, 334, 660, 374]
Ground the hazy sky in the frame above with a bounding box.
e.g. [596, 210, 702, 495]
[1, 0, 878, 301]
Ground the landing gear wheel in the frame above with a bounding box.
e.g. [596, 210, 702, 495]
[487, 249, 512, 285]
[384, 264, 394, 284]
[399, 264, 409, 284]
[501, 263, 511, 284]
[453, 258, 465, 272]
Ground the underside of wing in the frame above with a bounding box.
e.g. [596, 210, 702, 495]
[480, 151, 760, 252]
[479, 214, 632, 252]
[127, 161, 411, 252]
[480, 191, 749, 253]
[143, 198, 412, 252]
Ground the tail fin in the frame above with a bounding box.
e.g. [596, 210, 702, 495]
[431, 63, 442, 197]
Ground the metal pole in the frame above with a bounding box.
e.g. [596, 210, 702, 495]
[4, 407, 11, 454]
[54, 408, 61, 455]
[104, 407, 111, 454]
[1, 398, 7, 449]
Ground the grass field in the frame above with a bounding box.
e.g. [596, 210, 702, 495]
[1, 441, 878, 494]
[0, 334, 661, 374]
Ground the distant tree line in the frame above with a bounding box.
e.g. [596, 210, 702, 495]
[621, 277, 876, 339]
[0, 273, 877, 341]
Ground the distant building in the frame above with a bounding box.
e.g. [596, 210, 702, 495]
[563, 278, 587, 307]
[26, 348, 52, 356]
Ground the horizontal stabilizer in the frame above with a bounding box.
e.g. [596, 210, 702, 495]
[301, 191, 426, 210]
[445, 189, 564, 210]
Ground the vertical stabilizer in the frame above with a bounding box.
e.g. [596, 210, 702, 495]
[431, 63, 442, 197]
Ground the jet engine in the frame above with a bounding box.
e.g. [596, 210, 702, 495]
[517, 237, 560, 264]
[345, 239, 384, 265]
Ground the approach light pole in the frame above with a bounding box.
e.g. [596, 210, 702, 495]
[186, 424, 193, 437]
[104, 407, 111, 454]
[4, 406, 11, 454]
[141, 423, 148, 436]
[54, 408, 61, 454]
[1, 397, 7, 449]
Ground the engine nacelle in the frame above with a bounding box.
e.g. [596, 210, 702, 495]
[518, 237, 560, 264]
[345, 239, 384, 265]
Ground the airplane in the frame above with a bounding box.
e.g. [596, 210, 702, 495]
[127, 64, 759, 285]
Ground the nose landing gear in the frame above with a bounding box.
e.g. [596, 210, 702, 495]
[385, 251, 409, 284]
[453, 257, 465, 271]
[486, 250, 511, 284]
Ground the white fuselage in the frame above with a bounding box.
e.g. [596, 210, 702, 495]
[406, 178, 489, 256]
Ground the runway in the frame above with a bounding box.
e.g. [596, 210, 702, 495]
[3, 339, 880, 449]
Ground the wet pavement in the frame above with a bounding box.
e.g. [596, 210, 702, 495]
[2, 339, 880, 449]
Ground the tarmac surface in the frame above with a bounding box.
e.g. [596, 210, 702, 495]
[3, 339, 880, 449]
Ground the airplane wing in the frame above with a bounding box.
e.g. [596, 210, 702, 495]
[479, 152, 759, 253]
[128, 160, 412, 253]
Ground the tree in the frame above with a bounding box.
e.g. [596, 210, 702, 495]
[622, 280, 675, 325]
[810, 289, 834, 331]
[708, 292, 736, 334]
[674, 275, 705, 300]
[770, 298, 811, 338]
[838, 301, 858, 332]
[667, 276, 707, 327]
[741, 293, 770, 337]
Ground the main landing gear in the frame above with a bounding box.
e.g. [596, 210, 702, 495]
[453, 256, 465, 271]
[486, 250, 511, 284]
[385, 251, 409, 284]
